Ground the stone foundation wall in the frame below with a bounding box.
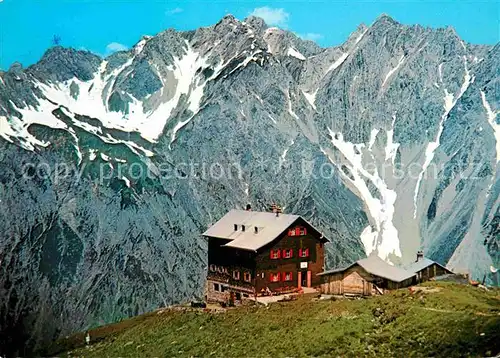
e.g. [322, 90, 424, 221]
[206, 279, 255, 304]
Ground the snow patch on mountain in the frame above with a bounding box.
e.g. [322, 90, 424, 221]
[325, 53, 349, 74]
[413, 58, 473, 218]
[302, 89, 318, 110]
[287, 47, 306, 60]
[100, 153, 111, 161]
[382, 55, 405, 87]
[226, 50, 263, 77]
[280, 139, 295, 163]
[355, 28, 368, 44]
[385, 115, 399, 166]
[66, 127, 82, 165]
[56, 107, 154, 157]
[480, 91, 500, 163]
[286, 90, 300, 120]
[368, 128, 379, 151]
[121, 176, 131, 187]
[170, 51, 246, 145]
[324, 130, 401, 261]
[88, 149, 97, 161]
[134, 37, 149, 55]
[17, 41, 213, 145]
[0, 97, 69, 151]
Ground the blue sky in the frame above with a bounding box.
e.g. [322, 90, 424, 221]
[0, 0, 498, 70]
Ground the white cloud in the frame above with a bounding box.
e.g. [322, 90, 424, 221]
[297, 33, 323, 42]
[166, 7, 183, 15]
[106, 42, 128, 54]
[249, 7, 289, 27]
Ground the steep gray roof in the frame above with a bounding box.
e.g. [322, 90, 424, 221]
[203, 209, 324, 251]
[404, 257, 451, 274]
[319, 255, 415, 283]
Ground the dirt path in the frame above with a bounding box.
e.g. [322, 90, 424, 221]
[415, 306, 500, 316]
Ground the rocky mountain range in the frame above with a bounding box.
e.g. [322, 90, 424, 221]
[0, 14, 498, 352]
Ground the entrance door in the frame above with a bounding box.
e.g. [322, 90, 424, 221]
[301, 271, 308, 287]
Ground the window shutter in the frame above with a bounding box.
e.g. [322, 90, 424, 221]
[299, 248, 303, 257]
[282, 272, 286, 282]
[290, 272, 293, 280]
[277, 250, 281, 259]
[270, 249, 274, 259]
[290, 249, 293, 258]
[295, 227, 300, 236]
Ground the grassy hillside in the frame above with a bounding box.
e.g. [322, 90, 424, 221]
[44, 282, 499, 357]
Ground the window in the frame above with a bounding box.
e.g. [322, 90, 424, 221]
[288, 226, 307, 236]
[209, 264, 216, 272]
[283, 249, 293, 258]
[243, 293, 249, 298]
[235, 292, 241, 300]
[283, 272, 293, 281]
[242, 225, 246, 232]
[270, 273, 280, 282]
[221, 285, 226, 292]
[214, 283, 220, 291]
[243, 272, 252, 282]
[299, 248, 309, 258]
[270, 249, 281, 259]
[234, 224, 238, 231]
[233, 270, 240, 280]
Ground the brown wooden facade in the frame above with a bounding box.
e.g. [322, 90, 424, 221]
[414, 263, 453, 283]
[320, 264, 415, 296]
[205, 217, 326, 303]
[320, 265, 378, 296]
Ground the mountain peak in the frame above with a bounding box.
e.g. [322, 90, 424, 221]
[372, 13, 399, 27]
[219, 14, 238, 24]
[243, 15, 268, 32]
[31, 46, 101, 82]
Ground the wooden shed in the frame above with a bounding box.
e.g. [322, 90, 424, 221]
[318, 255, 415, 296]
[404, 252, 454, 283]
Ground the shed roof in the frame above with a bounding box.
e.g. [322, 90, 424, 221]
[319, 255, 415, 283]
[404, 257, 452, 274]
[202, 209, 327, 251]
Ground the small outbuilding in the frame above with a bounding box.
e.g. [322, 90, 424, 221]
[404, 251, 454, 283]
[318, 255, 415, 296]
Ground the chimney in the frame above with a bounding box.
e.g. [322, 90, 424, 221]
[416, 250, 424, 262]
[254, 226, 258, 234]
[275, 206, 282, 217]
[246, 203, 252, 211]
[271, 203, 277, 213]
